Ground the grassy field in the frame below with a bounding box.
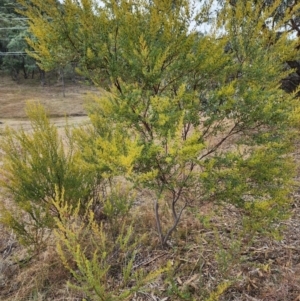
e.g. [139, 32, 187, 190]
[1, 73, 300, 301]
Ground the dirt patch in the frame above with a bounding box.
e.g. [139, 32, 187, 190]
[0, 72, 99, 134]
[0, 116, 90, 133]
[0, 72, 101, 119]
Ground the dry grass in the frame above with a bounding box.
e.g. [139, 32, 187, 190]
[0, 72, 97, 134]
[1, 191, 300, 300]
[0, 244, 86, 301]
[1, 73, 300, 300]
[0, 71, 101, 119]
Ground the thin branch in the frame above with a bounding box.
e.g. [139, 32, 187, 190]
[199, 123, 240, 160]
[114, 78, 122, 94]
[133, 252, 167, 269]
[162, 202, 187, 246]
[290, 18, 300, 36]
[171, 190, 178, 221]
[183, 121, 191, 140]
[199, 121, 213, 141]
[56, 7, 80, 55]
[154, 199, 163, 246]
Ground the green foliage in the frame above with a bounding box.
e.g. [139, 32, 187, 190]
[16, 0, 300, 248]
[101, 182, 134, 219]
[53, 195, 167, 301]
[0, 102, 96, 247]
[165, 269, 193, 301]
[205, 281, 232, 301]
[1, 1, 300, 299]
[16, 0, 90, 82]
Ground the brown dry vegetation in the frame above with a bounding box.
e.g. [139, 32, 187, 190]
[0, 71, 99, 133]
[1, 73, 300, 300]
[0, 71, 99, 118]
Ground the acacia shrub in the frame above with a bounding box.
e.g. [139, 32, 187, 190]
[16, 0, 300, 246]
[0, 103, 98, 247]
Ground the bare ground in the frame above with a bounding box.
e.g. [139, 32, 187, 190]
[0, 72, 100, 133]
[0, 72, 100, 118]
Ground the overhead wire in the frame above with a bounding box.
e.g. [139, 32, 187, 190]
[0, 51, 39, 55]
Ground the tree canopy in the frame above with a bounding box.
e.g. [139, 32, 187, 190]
[216, 0, 300, 93]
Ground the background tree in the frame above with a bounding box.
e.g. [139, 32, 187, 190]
[2, 30, 37, 79]
[0, 0, 19, 55]
[0, 0, 36, 79]
[15, 0, 82, 88]
[217, 0, 300, 94]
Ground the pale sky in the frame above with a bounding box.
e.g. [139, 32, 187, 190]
[193, 0, 220, 34]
